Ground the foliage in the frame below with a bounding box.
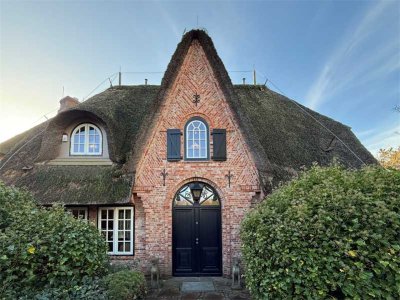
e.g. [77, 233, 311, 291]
[378, 146, 400, 170]
[102, 270, 147, 300]
[241, 165, 400, 299]
[2, 276, 108, 300]
[0, 181, 109, 298]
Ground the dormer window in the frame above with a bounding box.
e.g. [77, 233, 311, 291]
[70, 123, 102, 155]
[185, 117, 209, 160]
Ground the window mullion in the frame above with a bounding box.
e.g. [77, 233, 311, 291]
[84, 124, 88, 155]
[113, 208, 118, 254]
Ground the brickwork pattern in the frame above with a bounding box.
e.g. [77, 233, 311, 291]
[132, 40, 262, 276]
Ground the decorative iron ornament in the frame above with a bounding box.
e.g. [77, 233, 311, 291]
[160, 168, 168, 186]
[225, 171, 233, 187]
[192, 93, 200, 106]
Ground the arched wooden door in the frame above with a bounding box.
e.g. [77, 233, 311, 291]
[172, 182, 222, 276]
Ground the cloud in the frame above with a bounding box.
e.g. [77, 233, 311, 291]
[305, 0, 398, 110]
[362, 122, 400, 156]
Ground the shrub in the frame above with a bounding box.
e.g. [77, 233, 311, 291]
[0, 182, 109, 297]
[102, 270, 147, 300]
[241, 165, 400, 299]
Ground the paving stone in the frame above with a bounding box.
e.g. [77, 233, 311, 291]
[158, 287, 181, 297]
[202, 292, 224, 300]
[181, 281, 215, 292]
[181, 292, 202, 300]
[145, 277, 251, 300]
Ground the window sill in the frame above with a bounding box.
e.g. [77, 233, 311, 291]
[47, 157, 113, 166]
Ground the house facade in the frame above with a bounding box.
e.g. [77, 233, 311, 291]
[0, 30, 376, 277]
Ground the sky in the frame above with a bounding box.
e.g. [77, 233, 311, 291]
[0, 0, 399, 156]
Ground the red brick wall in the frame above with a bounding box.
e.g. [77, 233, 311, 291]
[132, 40, 262, 276]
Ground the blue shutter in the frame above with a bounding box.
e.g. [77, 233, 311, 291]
[167, 129, 181, 161]
[212, 129, 227, 161]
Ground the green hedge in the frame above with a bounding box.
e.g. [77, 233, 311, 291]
[241, 165, 400, 299]
[102, 270, 147, 299]
[0, 182, 109, 298]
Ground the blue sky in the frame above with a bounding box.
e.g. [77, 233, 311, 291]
[0, 0, 399, 156]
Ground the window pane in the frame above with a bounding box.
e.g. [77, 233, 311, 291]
[80, 127, 86, 133]
[107, 231, 113, 241]
[89, 135, 95, 143]
[118, 231, 123, 241]
[73, 144, 79, 153]
[101, 221, 106, 230]
[125, 243, 131, 252]
[125, 231, 131, 240]
[119, 210, 124, 219]
[89, 127, 95, 134]
[200, 149, 206, 157]
[200, 131, 206, 140]
[125, 210, 131, 219]
[118, 242, 124, 252]
[118, 220, 124, 230]
[108, 221, 113, 230]
[188, 131, 193, 140]
[108, 210, 113, 218]
[125, 220, 131, 230]
[108, 242, 113, 252]
[79, 144, 84, 153]
[194, 149, 199, 157]
[101, 210, 107, 219]
[79, 135, 85, 143]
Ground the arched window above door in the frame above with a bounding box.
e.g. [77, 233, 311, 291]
[185, 118, 209, 160]
[174, 182, 220, 206]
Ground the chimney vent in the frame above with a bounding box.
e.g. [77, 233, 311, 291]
[242, 78, 246, 85]
[145, 79, 148, 85]
[58, 96, 80, 113]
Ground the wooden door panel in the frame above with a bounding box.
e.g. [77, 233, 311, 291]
[173, 209, 195, 274]
[199, 209, 221, 274]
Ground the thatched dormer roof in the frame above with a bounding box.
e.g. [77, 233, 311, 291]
[0, 30, 376, 205]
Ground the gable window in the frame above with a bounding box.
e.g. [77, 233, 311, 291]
[98, 207, 134, 255]
[71, 123, 102, 155]
[185, 118, 209, 160]
[67, 207, 88, 220]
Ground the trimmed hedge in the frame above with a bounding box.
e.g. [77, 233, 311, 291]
[0, 182, 109, 298]
[102, 270, 147, 300]
[241, 165, 400, 299]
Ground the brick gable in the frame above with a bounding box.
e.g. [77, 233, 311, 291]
[131, 40, 262, 276]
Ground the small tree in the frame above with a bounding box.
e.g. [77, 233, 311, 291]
[241, 165, 400, 299]
[0, 182, 109, 297]
[378, 146, 400, 170]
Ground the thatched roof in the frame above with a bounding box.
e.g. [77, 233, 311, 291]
[0, 30, 376, 205]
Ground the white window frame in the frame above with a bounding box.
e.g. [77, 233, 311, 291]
[67, 207, 88, 220]
[70, 123, 103, 155]
[186, 119, 208, 159]
[98, 207, 134, 255]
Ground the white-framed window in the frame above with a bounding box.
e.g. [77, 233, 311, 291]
[185, 118, 209, 160]
[70, 123, 102, 155]
[67, 207, 88, 220]
[98, 207, 134, 255]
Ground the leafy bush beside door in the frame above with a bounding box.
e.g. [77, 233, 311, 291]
[241, 165, 400, 299]
[0, 182, 109, 298]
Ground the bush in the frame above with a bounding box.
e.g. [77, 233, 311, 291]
[0, 182, 109, 297]
[102, 270, 147, 300]
[241, 165, 400, 299]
